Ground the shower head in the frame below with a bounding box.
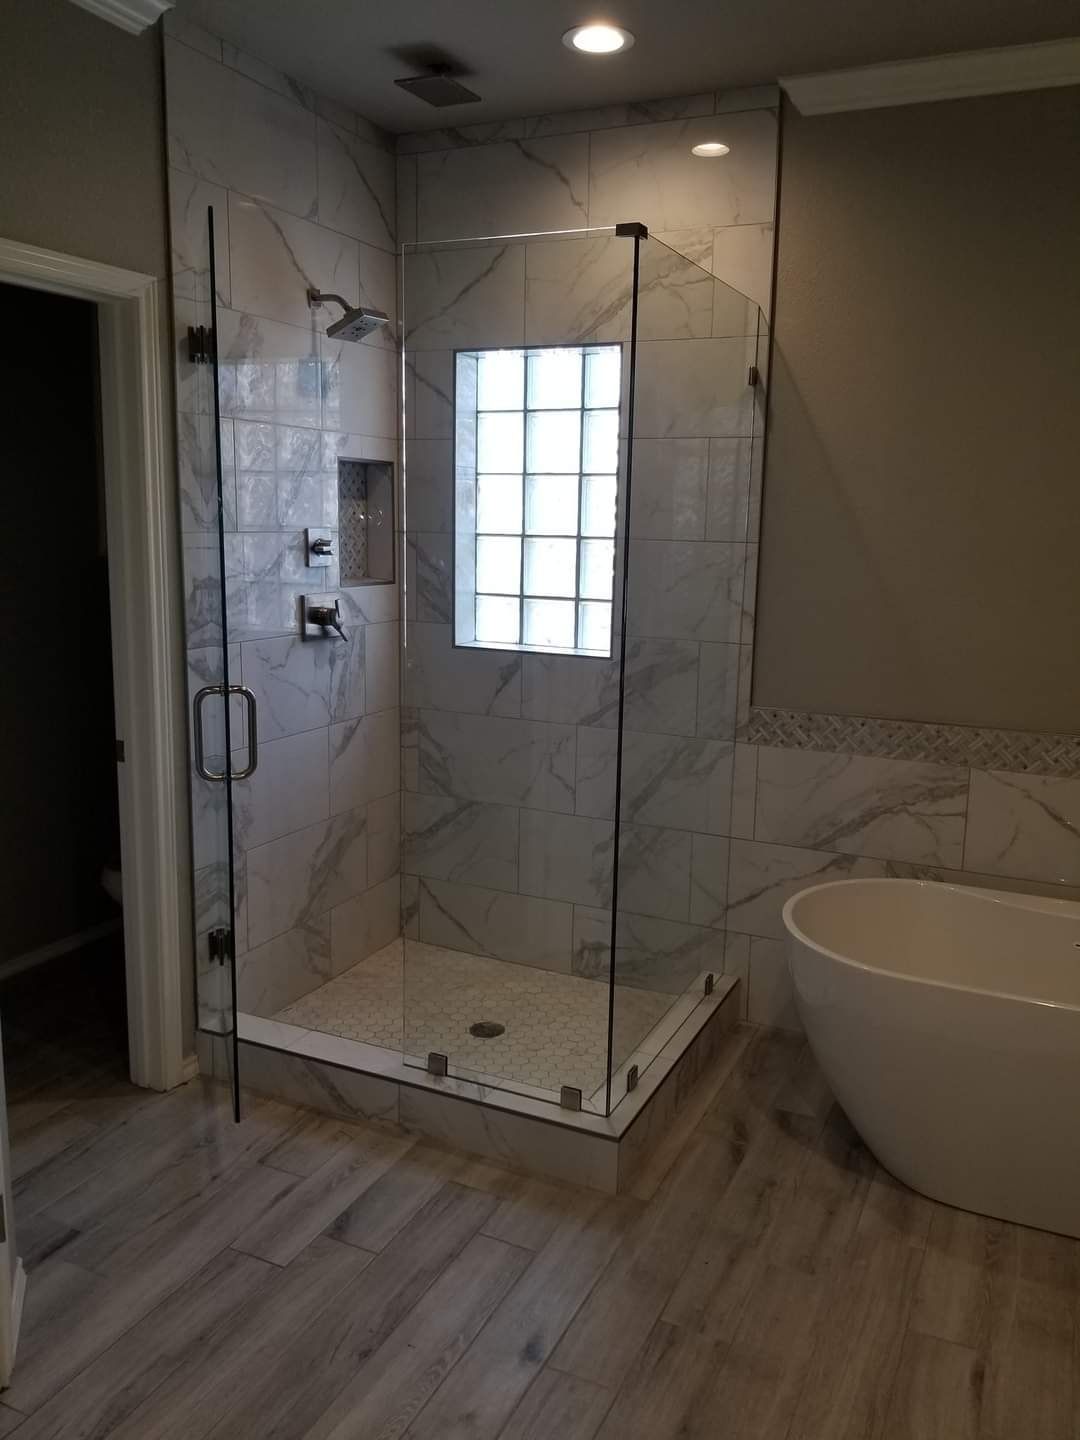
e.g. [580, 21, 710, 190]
[307, 290, 389, 343]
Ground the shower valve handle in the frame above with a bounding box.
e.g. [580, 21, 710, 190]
[307, 602, 349, 642]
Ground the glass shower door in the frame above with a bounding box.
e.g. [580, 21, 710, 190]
[180, 206, 249, 1118]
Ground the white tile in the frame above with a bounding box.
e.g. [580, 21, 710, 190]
[364, 620, 400, 713]
[329, 708, 400, 815]
[523, 233, 634, 345]
[755, 747, 969, 868]
[169, 169, 230, 306]
[316, 119, 396, 252]
[404, 623, 522, 717]
[697, 642, 740, 739]
[705, 436, 753, 541]
[240, 634, 332, 740]
[588, 110, 778, 231]
[367, 792, 401, 886]
[233, 727, 329, 850]
[634, 337, 757, 438]
[236, 917, 333, 1016]
[519, 810, 614, 908]
[329, 875, 401, 973]
[247, 808, 368, 947]
[712, 223, 774, 318]
[403, 244, 525, 351]
[726, 838, 890, 940]
[238, 1041, 399, 1125]
[418, 711, 576, 813]
[321, 336, 397, 439]
[627, 540, 746, 643]
[403, 793, 519, 893]
[575, 726, 733, 835]
[417, 878, 573, 972]
[166, 39, 318, 220]
[964, 770, 1080, 886]
[690, 833, 729, 927]
[229, 192, 358, 332]
[416, 134, 588, 241]
[220, 43, 317, 111]
[629, 438, 708, 540]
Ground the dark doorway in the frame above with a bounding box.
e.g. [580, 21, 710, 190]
[0, 280, 127, 1109]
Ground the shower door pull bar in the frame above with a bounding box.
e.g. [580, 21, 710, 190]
[192, 685, 259, 781]
[230, 686, 259, 779]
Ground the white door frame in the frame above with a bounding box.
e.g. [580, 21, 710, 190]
[0, 236, 192, 1092]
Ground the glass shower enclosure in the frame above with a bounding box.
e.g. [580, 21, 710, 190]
[180, 209, 767, 1125]
[399, 224, 767, 1114]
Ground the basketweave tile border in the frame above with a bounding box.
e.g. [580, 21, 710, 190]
[746, 707, 1080, 779]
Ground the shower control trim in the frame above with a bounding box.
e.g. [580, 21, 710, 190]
[305, 527, 334, 567]
[301, 595, 349, 642]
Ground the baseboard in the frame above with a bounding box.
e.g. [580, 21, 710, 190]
[0, 920, 123, 984]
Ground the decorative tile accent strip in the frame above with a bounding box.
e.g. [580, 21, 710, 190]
[747, 707, 1080, 779]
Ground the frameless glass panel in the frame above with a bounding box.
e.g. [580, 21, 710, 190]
[607, 233, 767, 1112]
[477, 474, 522, 534]
[525, 474, 578, 535]
[179, 203, 241, 1118]
[526, 410, 581, 473]
[401, 227, 637, 1111]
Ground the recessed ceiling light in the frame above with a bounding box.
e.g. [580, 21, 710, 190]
[691, 141, 731, 157]
[562, 24, 635, 54]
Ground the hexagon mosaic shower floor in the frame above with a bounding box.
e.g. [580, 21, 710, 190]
[273, 939, 673, 1098]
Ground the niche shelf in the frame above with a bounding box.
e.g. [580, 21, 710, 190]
[338, 458, 394, 586]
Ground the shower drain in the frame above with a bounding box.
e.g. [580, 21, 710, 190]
[469, 1020, 505, 1039]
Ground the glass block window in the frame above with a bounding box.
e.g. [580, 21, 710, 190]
[455, 345, 620, 656]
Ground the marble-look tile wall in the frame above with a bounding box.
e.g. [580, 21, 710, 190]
[399, 92, 778, 1010]
[165, 14, 400, 1022]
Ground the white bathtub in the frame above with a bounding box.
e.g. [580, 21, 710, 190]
[783, 878, 1080, 1238]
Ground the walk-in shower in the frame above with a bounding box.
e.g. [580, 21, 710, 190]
[180, 207, 768, 1184]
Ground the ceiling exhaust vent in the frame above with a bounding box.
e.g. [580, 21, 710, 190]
[394, 66, 481, 107]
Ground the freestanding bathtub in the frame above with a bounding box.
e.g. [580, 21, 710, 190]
[783, 878, 1080, 1238]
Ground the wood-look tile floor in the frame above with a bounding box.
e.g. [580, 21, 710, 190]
[4, 1019, 1079, 1439]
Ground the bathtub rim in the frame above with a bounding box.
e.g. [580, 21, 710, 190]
[782, 877, 1080, 1014]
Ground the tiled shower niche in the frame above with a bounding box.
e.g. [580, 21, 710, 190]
[338, 458, 394, 586]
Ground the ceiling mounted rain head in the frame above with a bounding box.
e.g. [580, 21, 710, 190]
[308, 290, 389, 343]
[394, 65, 480, 107]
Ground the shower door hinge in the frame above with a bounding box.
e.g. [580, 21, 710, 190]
[208, 927, 233, 965]
[187, 324, 215, 365]
[747, 364, 759, 388]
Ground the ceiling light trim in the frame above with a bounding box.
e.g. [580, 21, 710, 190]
[67, 0, 173, 34]
[781, 36, 1080, 115]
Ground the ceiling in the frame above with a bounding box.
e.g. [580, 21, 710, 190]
[176, 0, 1080, 133]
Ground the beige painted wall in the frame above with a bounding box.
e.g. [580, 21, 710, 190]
[0, 0, 168, 278]
[755, 86, 1080, 732]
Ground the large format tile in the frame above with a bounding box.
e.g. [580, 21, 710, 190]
[330, 874, 401, 972]
[629, 438, 709, 540]
[417, 878, 573, 972]
[754, 747, 969, 868]
[626, 540, 746, 643]
[418, 710, 576, 813]
[524, 233, 635, 345]
[576, 727, 734, 834]
[329, 709, 400, 815]
[166, 38, 318, 220]
[233, 727, 329, 851]
[964, 770, 1080, 885]
[237, 916, 333, 1015]
[573, 907, 721, 995]
[216, 308, 324, 430]
[634, 337, 757, 438]
[417, 134, 589, 241]
[519, 810, 615, 909]
[169, 169, 231, 305]
[240, 634, 332, 740]
[405, 622, 522, 717]
[403, 793, 520, 893]
[404, 244, 525, 350]
[588, 110, 778, 232]
[726, 838, 890, 940]
[228, 193, 357, 330]
[247, 808, 368, 946]
[316, 119, 396, 252]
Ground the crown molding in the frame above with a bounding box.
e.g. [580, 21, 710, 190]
[68, 0, 173, 35]
[781, 37, 1080, 115]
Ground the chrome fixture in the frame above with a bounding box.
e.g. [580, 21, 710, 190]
[192, 684, 258, 782]
[305, 527, 334, 568]
[302, 597, 348, 642]
[307, 289, 389, 343]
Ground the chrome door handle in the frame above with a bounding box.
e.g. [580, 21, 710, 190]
[230, 686, 259, 779]
[193, 685, 227, 782]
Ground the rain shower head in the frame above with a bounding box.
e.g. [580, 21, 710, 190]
[307, 290, 389, 343]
